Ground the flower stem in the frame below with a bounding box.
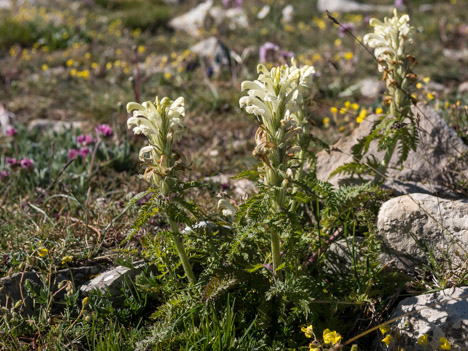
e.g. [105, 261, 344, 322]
[270, 230, 282, 281]
[168, 217, 196, 285]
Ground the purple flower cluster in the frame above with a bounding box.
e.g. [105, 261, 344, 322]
[5, 127, 17, 137]
[95, 124, 113, 137]
[68, 147, 90, 161]
[77, 134, 94, 146]
[338, 23, 356, 38]
[5, 157, 33, 170]
[222, 0, 242, 8]
[259, 42, 279, 63]
[259, 42, 294, 63]
[68, 124, 112, 161]
[0, 170, 9, 181]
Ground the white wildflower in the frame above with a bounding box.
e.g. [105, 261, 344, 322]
[363, 9, 414, 69]
[127, 96, 188, 193]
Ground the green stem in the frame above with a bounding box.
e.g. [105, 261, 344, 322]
[270, 230, 283, 281]
[168, 217, 196, 285]
[289, 149, 305, 212]
[372, 137, 398, 185]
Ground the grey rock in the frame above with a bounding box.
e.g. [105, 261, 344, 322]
[427, 81, 448, 93]
[205, 174, 256, 198]
[208, 7, 248, 30]
[80, 262, 152, 296]
[326, 237, 364, 276]
[374, 287, 468, 350]
[28, 119, 86, 133]
[168, 0, 213, 36]
[377, 193, 468, 273]
[0, 104, 15, 134]
[0, 0, 11, 10]
[163, 0, 183, 4]
[458, 81, 468, 94]
[317, 0, 390, 13]
[190, 37, 231, 75]
[360, 78, 385, 98]
[316, 104, 468, 197]
[0, 266, 102, 314]
[443, 48, 468, 60]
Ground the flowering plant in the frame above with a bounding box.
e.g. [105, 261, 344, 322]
[334, 10, 419, 184]
[127, 96, 189, 196]
[127, 96, 195, 284]
[240, 58, 315, 279]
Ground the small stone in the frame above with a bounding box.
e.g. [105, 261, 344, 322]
[205, 174, 256, 198]
[374, 287, 468, 350]
[458, 81, 468, 94]
[0, 266, 101, 315]
[80, 263, 147, 296]
[359, 78, 385, 98]
[317, 0, 390, 13]
[169, 0, 213, 35]
[0, 0, 11, 10]
[326, 237, 364, 276]
[190, 37, 231, 75]
[377, 193, 468, 273]
[28, 119, 87, 133]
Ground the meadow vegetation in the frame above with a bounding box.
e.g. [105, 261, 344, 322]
[0, 0, 467, 350]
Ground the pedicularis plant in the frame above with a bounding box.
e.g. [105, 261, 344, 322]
[333, 9, 419, 184]
[240, 59, 316, 279]
[127, 97, 196, 284]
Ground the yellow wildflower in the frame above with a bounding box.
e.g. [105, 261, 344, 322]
[164, 72, 172, 80]
[70, 68, 77, 76]
[323, 329, 342, 345]
[66, 59, 74, 66]
[344, 52, 354, 60]
[301, 325, 313, 338]
[379, 325, 390, 335]
[85, 52, 91, 59]
[440, 337, 451, 350]
[423, 76, 430, 83]
[323, 117, 330, 128]
[38, 247, 48, 258]
[81, 70, 90, 79]
[416, 82, 423, 89]
[62, 255, 73, 264]
[351, 103, 360, 111]
[138, 45, 145, 54]
[91, 62, 98, 69]
[344, 101, 351, 108]
[427, 92, 435, 100]
[381, 334, 392, 347]
[356, 109, 367, 123]
[106, 62, 112, 70]
[330, 107, 338, 114]
[41, 64, 48, 71]
[376, 107, 383, 114]
[417, 334, 428, 347]
[334, 38, 342, 46]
